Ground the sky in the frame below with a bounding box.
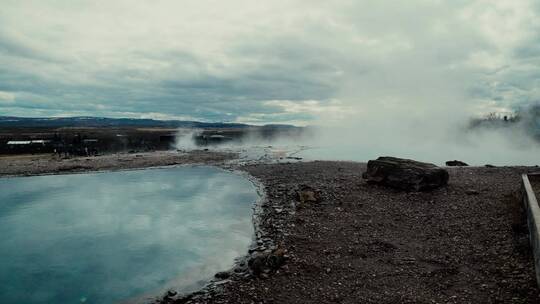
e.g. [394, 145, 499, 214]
[0, 0, 539, 125]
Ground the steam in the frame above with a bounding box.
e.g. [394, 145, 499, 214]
[172, 106, 540, 166]
[306, 101, 540, 166]
[174, 129, 203, 150]
[168, 1, 540, 166]
[174, 126, 311, 150]
[297, 1, 540, 167]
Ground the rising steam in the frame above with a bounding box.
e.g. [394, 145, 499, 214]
[306, 102, 540, 166]
[174, 129, 203, 151]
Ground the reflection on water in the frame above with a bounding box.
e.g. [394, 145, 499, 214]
[0, 166, 258, 304]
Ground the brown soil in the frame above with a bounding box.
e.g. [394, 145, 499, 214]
[0, 150, 236, 177]
[176, 162, 540, 304]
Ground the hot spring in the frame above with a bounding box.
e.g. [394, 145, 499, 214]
[0, 166, 259, 304]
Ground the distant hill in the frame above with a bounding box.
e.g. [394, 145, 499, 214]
[0, 116, 296, 129]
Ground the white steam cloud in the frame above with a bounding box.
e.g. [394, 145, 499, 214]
[174, 129, 203, 151]
[295, 0, 540, 166]
[165, 1, 539, 166]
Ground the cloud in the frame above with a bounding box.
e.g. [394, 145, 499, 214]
[0, 91, 15, 104]
[0, 0, 538, 125]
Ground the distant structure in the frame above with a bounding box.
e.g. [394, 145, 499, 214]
[7, 140, 32, 145]
[484, 111, 516, 121]
[6, 140, 51, 154]
[7, 140, 50, 145]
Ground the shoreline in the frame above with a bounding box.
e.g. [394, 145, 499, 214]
[185, 161, 540, 303]
[3, 152, 540, 303]
[0, 151, 276, 304]
[154, 167, 274, 304]
[0, 150, 237, 178]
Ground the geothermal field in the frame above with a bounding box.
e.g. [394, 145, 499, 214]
[2, 1, 540, 303]
[1, 118, 540, 304]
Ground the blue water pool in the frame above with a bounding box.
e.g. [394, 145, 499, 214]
[0, 166, 258, 304]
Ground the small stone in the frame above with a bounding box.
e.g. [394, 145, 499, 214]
[297, 185, 319, 203]
[465, 189, 480, 195]
[215, 271, 231, 280]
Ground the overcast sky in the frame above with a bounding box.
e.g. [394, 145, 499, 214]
[0, 1, 539, 125]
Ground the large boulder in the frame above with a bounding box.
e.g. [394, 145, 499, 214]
[362, 156, 449, 191]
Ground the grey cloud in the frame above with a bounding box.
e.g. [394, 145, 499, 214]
[0, 1, 539, 126]
[0, 30, 64, 63]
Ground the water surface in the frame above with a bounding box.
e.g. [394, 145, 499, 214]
[0, 166, 258, 304]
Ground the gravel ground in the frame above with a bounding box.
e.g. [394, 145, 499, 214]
[176, 161, 540, 304]
[0, 150, 236, 177]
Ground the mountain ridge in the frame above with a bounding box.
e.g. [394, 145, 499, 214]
[0, 116, 298, 129]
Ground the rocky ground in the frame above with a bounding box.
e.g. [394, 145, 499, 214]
[0, 150, 236, 176]
[170, 161, 540, 304]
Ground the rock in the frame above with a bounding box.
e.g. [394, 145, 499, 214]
[167, 290, 177, 297]
[286, 156, 303, 160]
[215, 271, 231, 280]
[465, 189, 480, 195]
[485, 164, 496, 168]
[446, 160, 469, 167]
[297, 185, 319, 204]
[233, 265, 247, 273]
[248, 248, 287, 276]
[266, 248, 287, 269]
[248, 254, 267, 276]
[362, 156, 449, 191]
[171, 294, 193, 304]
